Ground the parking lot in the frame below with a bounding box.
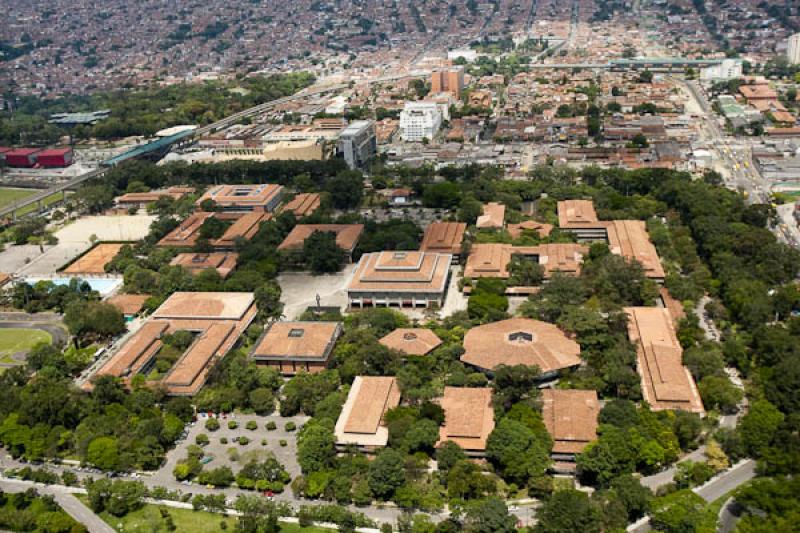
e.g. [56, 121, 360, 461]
[151, 412, 309, 489]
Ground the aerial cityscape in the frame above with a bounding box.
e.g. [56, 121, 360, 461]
[1, 0, 800, 532]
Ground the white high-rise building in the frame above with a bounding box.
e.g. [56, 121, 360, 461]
[399, 102, 443, 142]
[700, 59, 743, 82]
[788, 33, 800, 65]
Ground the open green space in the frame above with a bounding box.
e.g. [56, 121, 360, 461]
[92, 502, 330, 533]
[16, 191, 68, 217]
[0, 187, 37, 209]
[0, 328, 51, 365]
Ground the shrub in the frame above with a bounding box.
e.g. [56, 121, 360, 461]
[246, 421, 257, 431]
[195, 434, 209, 446]
[220, 437, 228, 444]
[239, 436, 250, 446]
[266, 421, 277, 431]
[285, 422, 297, 432]
[280, 440, 288, 447]
[228, 421, 238, 430]
[261, 439, 267, 446]
[205, 418, 220, 431]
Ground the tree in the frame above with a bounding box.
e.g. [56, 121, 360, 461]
[64, 300, 125, 343]
[303, 231, 346, 274]
[368, 448, 406, 500]
[739, 399, 784, 457]
[235, 495, 282, 533]
[699, 375, 742, 414]
[610, 475, 652, 521]
[534, 490, 602, 533]
[508, 256, 545, 286]
[402, 419, 440, 454]
[464, 497, 517, 533]
[327, 170, 364, 209]
[87, 436, 119, 471]
[254, 281, 283, 320]
[297, 423, 336, 474]
[630, 133, 649, 148]
[248, 388, 275, 415]
[491, 365, 541, 414]
[486, 417, 551, 487]
[422, 182, 461, 208]
[86, 479, 145, 517]
[436, 441, 467, 472]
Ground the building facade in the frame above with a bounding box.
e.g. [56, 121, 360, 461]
[338, 120, 377, 169]
[431, 67, 465, 98]
[399, 102, 443, 142]
[788, 33, 800, 65]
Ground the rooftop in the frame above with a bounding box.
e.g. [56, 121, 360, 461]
[606, 220, 666, 279]
[461, 317, 582, 374]
[437, 387, 495, 453]
[348, 251, 451, 294]
[106, 293, 150, 316]
[196, 184, 283, 211]
[464, 243, 587, 280]
[379, 328, 443, 356]
[420, 222, 467, 255]
[252, 321, 342, 362]
[281, 193, 321, 218]
[170, 252, 238, 278]
[334, 376, 401, 449]
[153, 291, 255, 320]
[557, 200, 599, 228]
[542, 389, 600, 455]
[624, 307, 705, 414]
[278, 224, 364, 253]
[476, 202, 506, 229]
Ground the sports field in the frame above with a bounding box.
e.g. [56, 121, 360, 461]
[0, 328, 52, 365]
[0, 187, 37, 209]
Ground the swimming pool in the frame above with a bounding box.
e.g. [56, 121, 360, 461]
[24, 277, 123, 297]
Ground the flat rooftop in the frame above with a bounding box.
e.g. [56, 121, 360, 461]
[196, 184, 283, 210]
[334, 376, 401, 449]
[462, 317, 582, 374]
[420, 222, 467, 255]
[379, 328, 443, 356]
[437, 387, 495, 453]
[624, 307, 705, 414]
[62, 243, 124, 275]
[542, 389, 600, 455]
[278, 224, 364, 253]
[251, 321, 342, 362]
[348, 251, 451, 294]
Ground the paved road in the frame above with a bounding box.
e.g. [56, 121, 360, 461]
[0, 477, 114, 533]
[693, 459, 756, 503]
[639, 446, 707, 491]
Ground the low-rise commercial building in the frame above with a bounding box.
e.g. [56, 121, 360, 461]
[476, 202, 506, 229]
[278, 224, 364, 260]
[170, 252, 238, 278]
[379, 328, 443, 356]
[419, 222, 467, 260]
[250, 321, 342, 375]
[461, 317, 582, 378]
[624, 306, 705, 414]
[437, 387, 495, 457]
[334, 376, 401, 451]
[115, 187, 195, 210]
[90, 292, 257, 396]
[464, 243, 587, 286]
[281, 193, 321, 218]
[196, 184, 284, 212]
[542, 389, 600, 462]
[347, 251, 452, 309]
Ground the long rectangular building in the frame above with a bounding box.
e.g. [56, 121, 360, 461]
[334, 376, 401, 451]
[624, 307, 705, 414]
[89, 292, 256, 396]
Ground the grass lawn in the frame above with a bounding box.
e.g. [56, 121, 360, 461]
[16, 191, 68, 217]
[88, 501, 331, 533]
[0, 328, 51, 365]
[0, 187, 37, 209]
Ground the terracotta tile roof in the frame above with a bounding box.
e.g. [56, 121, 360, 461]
[196, 184, 284, 211]
[464, 243, 586, 280]
[163, 322, 234, 388]
[507, 220, 554, 239]
[281, 193, 321, 218]
[542, 389, 600, 455]
[557, 200, 598, 228]
[420, 222, 467, 255]
[461, 317, 582, 374]
[106, 293, 150, 316]
[437, 387, 495, 452]
[212, 212, 268, 249]
[158, 212, 213, 247]
[252, 321, 342, 362]
[334, 376, 400, 448]
[348, 251, 451, 293]
[624, 307, 704, 414]
[62, 244, 124, 274]
[379, 328, 443, 355]
[606, 220, 665, 279]
[170, 252, 238, 278]
[0, 273, 11, 287]
[97, 321, 168, 378]
[278, 224, 364, 253]
[476, 202, 505, 228]
[659, 287, 686, 326]
[153, 292, 255, 320]
[115, 186, 194, 205]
